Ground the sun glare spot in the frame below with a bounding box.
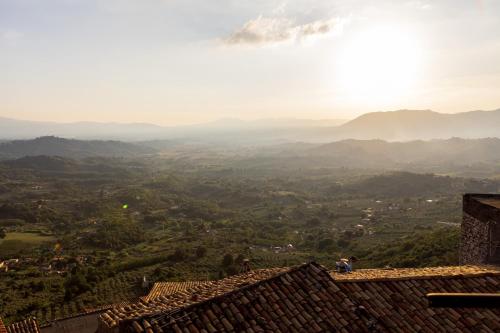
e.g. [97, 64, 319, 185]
[337, 26, 423, 104]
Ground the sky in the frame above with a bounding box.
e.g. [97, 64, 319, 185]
[1, 0, 500, 125]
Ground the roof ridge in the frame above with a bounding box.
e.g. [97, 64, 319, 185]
[331, 266, 500, 282]
[333, 271, 500, 282]
[121, 262, 330, 327]
[100, 266, 293, 328]
[39, 299, 138, 327]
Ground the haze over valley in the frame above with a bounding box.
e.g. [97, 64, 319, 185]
[2, 1, 500, 331]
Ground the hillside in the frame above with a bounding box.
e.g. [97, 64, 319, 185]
[234, 138, 500, 177]
[0, 136, 156, 159]
[1, 155, 79, 172]
[337, 109, 500, 141]
[310, 137, 500, 165]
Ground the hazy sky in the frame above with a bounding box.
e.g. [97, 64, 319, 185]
[1, 0, 500, 125]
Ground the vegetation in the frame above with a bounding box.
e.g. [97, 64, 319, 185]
[0, 151, 482, 324]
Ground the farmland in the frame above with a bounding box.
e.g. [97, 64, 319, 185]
[0, 154, 495, 324]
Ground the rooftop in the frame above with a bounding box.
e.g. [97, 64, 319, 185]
[114, 263, 500, 333]
[0, 318, 6, 333]
[99, 267, 288, 330]
[477, 198, 500, 209]
[3, 318, 40, 333]
[142, 281, 210, 302]
[331, 265, 500, 281]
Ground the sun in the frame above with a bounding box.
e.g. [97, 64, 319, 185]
[337, 26, 422, 105]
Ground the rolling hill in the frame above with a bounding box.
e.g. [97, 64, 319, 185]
[2, 108, 500, 143]
[0, 136, 156, 159]
[238, 137, 500, 177]
[336, 109, 500, 141]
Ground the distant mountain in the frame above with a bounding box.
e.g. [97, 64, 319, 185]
[204, 118, 347, 128]
[3, 109, 500, 143]
[0, 136, 156, 159]
[337, 109, 500, 141]
[0, 117, 169, 141]
[0, 117, 346, 142]
[309, 137, 500, 164]
[239, 137, 500, 177]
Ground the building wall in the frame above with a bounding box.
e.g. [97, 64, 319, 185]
[460, 213, 490, 265]
[41, 313, 100, 333]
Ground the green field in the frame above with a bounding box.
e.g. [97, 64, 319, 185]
[0, 232, 55, 256]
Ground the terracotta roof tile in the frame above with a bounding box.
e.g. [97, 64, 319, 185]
[4, 318, 40, 333]
[331, 265, 500, 281]
[118, 263, 366, 333]
[98, 267, 288, 331]
[143, 281, 209, 302]
[0, 318, 7, 333]
[115, 264, 500, 333]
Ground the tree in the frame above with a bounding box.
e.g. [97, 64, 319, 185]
[337, 239, 350, 248]
[169, 248, 187, 262]
[221, 253, 234, 267]
[306, 217, 321, 227]
[235, 254, 245, 265]
[317, 238, 335, 251]
[64, 272, 91, 300]
[195, 246, 207, 258]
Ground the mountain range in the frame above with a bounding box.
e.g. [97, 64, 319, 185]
[2, 136, 500, 178]
[1, 108, 500, 142]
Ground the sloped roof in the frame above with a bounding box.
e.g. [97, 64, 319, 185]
[333, 269, 500, 332]
[99, 267, 288, 330]
[5, 318, 40, 333]
[143, 281, 209, 302]
[119, 263, 500, 333]
[330, 265, 500, 282]
[38, 299, 139, 328]
[0, 318, 7, 333]
[120, 262, 356, 333]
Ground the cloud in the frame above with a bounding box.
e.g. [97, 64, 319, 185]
[223, 16, 343, 46]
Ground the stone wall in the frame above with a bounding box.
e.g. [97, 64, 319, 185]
[460, 213, 490, 265]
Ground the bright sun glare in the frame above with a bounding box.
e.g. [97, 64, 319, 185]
[338, 26, 422, 104]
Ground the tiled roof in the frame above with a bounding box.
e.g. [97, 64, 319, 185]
[38, 299, 139, 328]
[331, 265, 500, 281]
[98, 267, 288, 331]
[5, 318, 40, 333]
[0, 318, 7, 333]
[333, 270, 500, 332]
[118, 263, 500, 333]
[120, 263, 355, 333]
[143, 281, 209, 302]
[82, 299, 140, 314]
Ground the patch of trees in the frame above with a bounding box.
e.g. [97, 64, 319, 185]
[88, 213, 145, 250]
[357, 228, 459, 268]
[64, 266, 104, 300]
